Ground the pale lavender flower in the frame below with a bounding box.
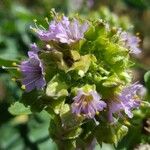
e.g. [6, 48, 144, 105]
[29, 43, 39, 53]
[120, 32, 141, 54]
[108, 83, 143, 122]
[71, 89, 106, 118]
[35, 16, 89, 44]
[20, 51, 46, 92]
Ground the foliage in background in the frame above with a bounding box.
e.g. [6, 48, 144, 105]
[0, 0, 149, 150]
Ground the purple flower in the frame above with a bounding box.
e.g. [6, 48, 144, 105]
[71, 89, 106, 118]
[120, 32, 141, 54]
[35, 16, 89, 44]
[29, 43, 39, 53]
[20, 51, 46, 92]
[108, 83, 143, 122]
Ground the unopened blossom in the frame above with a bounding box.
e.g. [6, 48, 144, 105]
[120, 32, 141, 54]
[71, 89, 106, 118]
[34, 16, 89, 44]
[108, 83, 143, 122]
[20, 51, 46, 92]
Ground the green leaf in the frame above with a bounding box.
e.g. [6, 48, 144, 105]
[8, 102, 31, 115]
[95, 143, 115, 150]
[85, 25, 97, 41]
[124, 0, 149, 10]
[116, 126, 142, 150]
[0, 124, 24, 149]
[40, 50, 68, 78]
[95, 123, 128, 145]
[0, 74, 22, 102]
[28, 111, 50, 143]
[63, 127, 82, 140]
[70, 50, 80, 61]
[102, 75, 122, 87]
[0, 39, 20, 60]
[21, 90, 47, 112]
[48, 99, 65, 115]
[60, 104, 83, 129]
[68, 54, 96, 77]
[46, 74, 68, 98]
[38, 139, 57, 150]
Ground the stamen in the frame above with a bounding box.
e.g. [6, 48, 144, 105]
[45, 17, 49, 25]
[96, 111, 99, 115]
[93, 118, 99, 125]
[33, 19, 40, 30]
[1, 66, 18, 70]
[12, 78, 21, 82]
[50, 8, 57, 17]
[30, 26, 37, 32]
[39, 25, 46, 30]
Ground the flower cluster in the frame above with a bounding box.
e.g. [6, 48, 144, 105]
[18, 11, 143, 147]
[33, 16, 88, 44]
[20, 12, 142, 119]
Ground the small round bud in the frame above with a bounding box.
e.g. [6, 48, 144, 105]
[21, 85, 26, 90]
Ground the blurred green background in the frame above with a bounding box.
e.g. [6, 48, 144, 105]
[0, 0, 150, 149]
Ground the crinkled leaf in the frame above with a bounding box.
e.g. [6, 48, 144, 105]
[95, 123, 128, 145]
[0, 124, 24, 149]
[70, 50, 80, 61]
[47, 99, 65, 114]
[40, 50, 68, 74]
[37, 139, 57, 150]
[68, 54, 96, 76]
[28, 111, 50, 143]
[63, 127, 82, 140]
[60, 104, 83, 129]
[102, 74, 122, 87]
[46, 74, 68, 98]
[21, 90, 46, 112]
[8, 102, 31, 115]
